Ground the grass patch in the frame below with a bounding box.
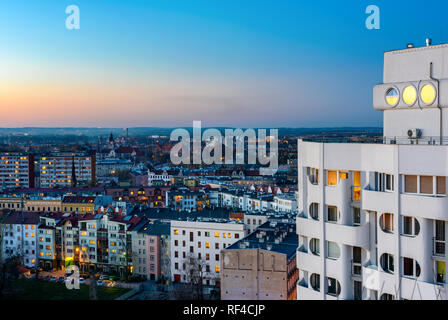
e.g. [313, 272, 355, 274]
[1, 280, 131, 300]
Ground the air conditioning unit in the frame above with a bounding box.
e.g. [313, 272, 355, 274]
[407, 128, 422, 139]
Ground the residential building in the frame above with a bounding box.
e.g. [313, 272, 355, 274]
[221, 221, 299, 300]
[170, 219, 245, 286]
[296, 41, 448, 300]
[40, 153, 95, 188]
[1, 211, 39, 268]
[0, 153, 35, 189]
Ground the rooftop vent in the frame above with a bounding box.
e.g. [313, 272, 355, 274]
[426, 38, 432, 47]
[407, 43, 414, 48]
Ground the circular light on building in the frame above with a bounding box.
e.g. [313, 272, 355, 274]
[420, 83, 437, 105]
[402, 85, 417, 105]
[385, 88, 399, 106]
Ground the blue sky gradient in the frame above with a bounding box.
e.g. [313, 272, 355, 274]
[1, 0, 448, 127]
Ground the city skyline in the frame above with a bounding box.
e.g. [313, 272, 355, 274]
[1, 0, 448, 128]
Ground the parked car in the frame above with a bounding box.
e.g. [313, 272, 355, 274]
[57, 276, 65, 283]
[97, 280, 103, 286]
[99, 275, 109, 280]
[49, 276, 57, 282]
[79, 278, 85, 285]
[29, 274, 37, 280]
[43, 276, 50, 281]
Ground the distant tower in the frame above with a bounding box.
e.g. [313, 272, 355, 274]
[71, 156, 78, 187]
[108, 132, 115, 150]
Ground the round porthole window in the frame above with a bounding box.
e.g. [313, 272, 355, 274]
[385, 88, 399, 106]
[420, 83, 436, 105]
[402, 85, 417, 105]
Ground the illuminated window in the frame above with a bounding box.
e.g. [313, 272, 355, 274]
[215, 266, 220, 273]
[420, 83, 436, 105]
[385, 88, 399, 106]
[327, 170, 338, 186]
[89, 240, 95, 245]
[173, 229, 179, 235]
[214, 232, 219, 238]
[40, 252, 44, 257]
[339, 172, 348, 179]
[80, 232, 87, 236]
[205, 242, 210, 248]
[403, 85, 417, 105]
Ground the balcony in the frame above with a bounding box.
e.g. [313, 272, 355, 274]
[325, 221, 370, 249]
[401, 277, 447, 300]
[296, 249, 323, 274]
[297, 283, 322, 300]
[401, 193, 448, 220]
[362, 188, 395, 213]
[296, 216, 321, 238]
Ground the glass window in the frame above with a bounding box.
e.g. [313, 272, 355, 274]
[385, 88, 399, 106]
[327, 206, 338, 222]
[420, 84, 436, 105]
[310, 238, 320, 256]
[420, 176, 433, 194]
[404, 175, 417, 193]
[403, 85, 417, 105]
[327, 171, 338, 186]
[327, 241, 340, 259]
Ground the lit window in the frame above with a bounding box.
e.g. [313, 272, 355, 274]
[205, 242, 210, 248]
[385, 88, 399, 106]
[214, 232, 219, 238]
[403, 85, 417, 105]
[215, 266, 220, 273]
[174, 229, 179, 235]
[420, 83, 436, 105]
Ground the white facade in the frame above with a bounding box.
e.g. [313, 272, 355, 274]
[1, 219, 38, 268]
[296, 42, 448, 300]
[170, 220, 245, 285]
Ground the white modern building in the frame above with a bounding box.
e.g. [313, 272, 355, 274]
[170, 219, 245, 285]
[296, 41, 448, 300]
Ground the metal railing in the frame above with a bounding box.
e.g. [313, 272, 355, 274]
[301, 136, 448, 145]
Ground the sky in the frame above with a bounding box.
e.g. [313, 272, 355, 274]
[1, 0, 448, 128]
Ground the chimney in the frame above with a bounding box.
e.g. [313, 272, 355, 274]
[426, 38, 432, 47]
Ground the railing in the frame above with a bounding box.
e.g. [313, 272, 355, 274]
[301, 136, 448, 145]
[433, 237, 445, 256]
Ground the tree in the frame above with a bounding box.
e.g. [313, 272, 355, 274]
[181, 253, 211, 300]
[0, 255, 23, 297]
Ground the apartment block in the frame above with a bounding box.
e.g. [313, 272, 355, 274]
[296, 41, 448, 300]
[1, 211, 39, 268]
[170, 219, 245, 286]
[40, 153, 95, 188]
[0, 153, 35, 189]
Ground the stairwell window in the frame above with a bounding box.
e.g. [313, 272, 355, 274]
[327, 206, 338, 223]
[353, 207, 361, 225]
